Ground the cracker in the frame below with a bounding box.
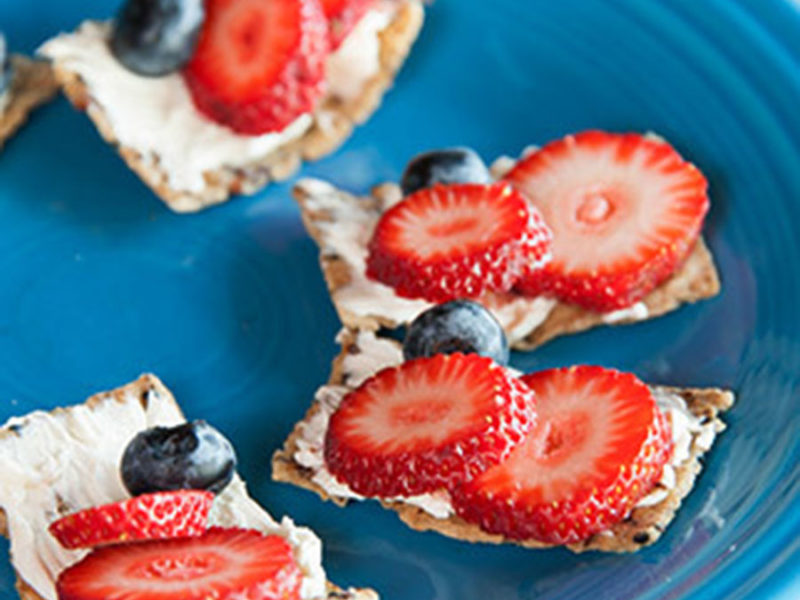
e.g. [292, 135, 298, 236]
[47, 1, 424, 213]
[0, 374, 376, 600]
[293, 179, 720, 350]
[0, 56, 57, 150]
[272, 331, 735, 554]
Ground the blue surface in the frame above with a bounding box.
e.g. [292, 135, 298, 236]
[1, 0, 800, 598]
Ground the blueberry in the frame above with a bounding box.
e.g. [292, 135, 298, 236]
[121, 420, 236, 496]
[110, 0, 205, 76]
[404, 300, 509, 365]
[0, 34, 14, 97]
[400, 148, 491, 196]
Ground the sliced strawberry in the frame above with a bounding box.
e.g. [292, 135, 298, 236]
[183, 0, 329, 135]
[366, 183, 553, 303]
[505, 131, 709, 311]
[321, 0, 376, 48]
[452, 366, 673, 545]
[56, 528, 302, 600]
[48, 490, 213, 550]
[324, 353, 537, 497]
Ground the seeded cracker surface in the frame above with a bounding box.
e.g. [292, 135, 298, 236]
[0, 56, 57, 150]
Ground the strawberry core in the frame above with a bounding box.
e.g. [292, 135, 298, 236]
[534, 412, 590, 467]
[138, 553, 220, 580]
[391, 399, 452, 426]
[427, 217, 479, 238]
[575, 191, 613, 225]
[233, 16, 264, 62]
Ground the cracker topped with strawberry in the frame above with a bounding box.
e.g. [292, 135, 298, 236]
[293, 130, 721, 350]
[0, 33, 58, 151]
[272, 297, 734, 552]
[40, 0, 424, 212]
[0, 375, 377, 600]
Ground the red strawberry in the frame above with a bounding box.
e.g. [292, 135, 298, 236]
[324, 353, 537, 497]
[505, 131, 709, 311]
[56, 528, 302, 600]
[452, 366, 673, 545]
[48, 490, 213, 550]
[321, 0, 376, 48]
[183, 0, 329, 135]
[366, 183, 553, 303]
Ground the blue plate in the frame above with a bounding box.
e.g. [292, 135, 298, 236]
[1, 0, 800, 598]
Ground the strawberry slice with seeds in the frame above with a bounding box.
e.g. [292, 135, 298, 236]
[505, 131, 709, 311]
[321, 0, 376, 48]
[48, 490, 213, 550]
[366, 182, 553, 303]
[56, 528, 302, 600]
[324, 353, 537, 497]
[183, 0, 329, 135]
[452, 366, 673, 545]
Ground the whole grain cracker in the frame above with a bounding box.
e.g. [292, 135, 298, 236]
[0, 374, 377, 600]
[0, 56, 57, 150]
[47, 1, 424, 213]
[293, 180, 721, 349]
[272, 331, 735, 554]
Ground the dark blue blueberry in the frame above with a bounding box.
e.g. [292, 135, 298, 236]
[111, 0, 205, 76]
[121, 420, 236, 496]
[0, 34, 13, 97]
[403, 300, 509, 365]
[400, 147, 492, 196]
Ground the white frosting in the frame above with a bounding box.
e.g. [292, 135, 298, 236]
[489, 155, 518, 179]
[326, 9, 392, 100]
[492, 294, 558, 341]
[210, 480, 326, 600]
[299, 179, 432, 324]
[293, 330, 719, 527]
[38, 6, 394, 195]
[654, 387, 719, 459]
[634, 388, 718, 508]
[602, 302, 649, 324]
[488, 146, 539, 179]
[0, 384, 326, 600]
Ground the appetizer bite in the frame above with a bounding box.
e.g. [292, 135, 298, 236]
[0, 374, 377, 599]
[40, 0, 424, 212]
[273, 311, 734, 552]
[293, 131, 720, 349]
